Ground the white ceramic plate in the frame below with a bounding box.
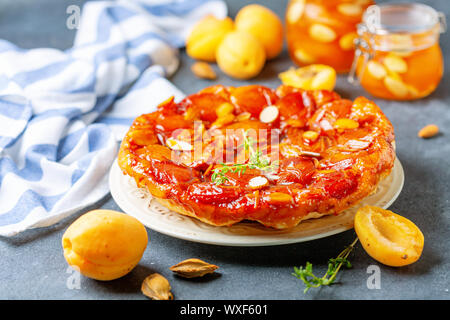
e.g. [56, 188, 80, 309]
[109, 158, 404, 246]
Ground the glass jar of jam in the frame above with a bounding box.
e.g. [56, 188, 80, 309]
[286, 0, 374, 73]
[349, 3, 446, 100]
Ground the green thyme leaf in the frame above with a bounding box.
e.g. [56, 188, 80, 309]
[292, 238, 358, 293]
[210, 130, 277, 185]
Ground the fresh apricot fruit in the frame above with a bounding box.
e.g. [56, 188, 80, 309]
[216, 31, 266, 80]
[235, 4, 284, 60]
[279, 64, 336, 91]
[186, 15, 234, 62]
[354, 206, 424, 267]
[62, 210, 148, 281]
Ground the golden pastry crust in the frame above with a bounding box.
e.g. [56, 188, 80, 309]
[118, 85, 395, 229]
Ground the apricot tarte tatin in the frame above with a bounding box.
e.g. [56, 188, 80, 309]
[118, 85, 395, 229]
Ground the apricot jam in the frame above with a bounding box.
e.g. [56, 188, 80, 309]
[286, 0, 374, 73]
[349, 3, 446, 100]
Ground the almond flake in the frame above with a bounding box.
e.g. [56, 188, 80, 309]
[248, 176, 269, 189]
[166, 137, 193, 151]
[259, 105, 279, 123]
[344, 139, 371, 150]
[300, 150, 321, 157]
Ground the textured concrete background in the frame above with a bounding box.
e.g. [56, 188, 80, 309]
[0, 0, 449, 300]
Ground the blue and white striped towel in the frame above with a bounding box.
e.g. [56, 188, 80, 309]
[0, 0, 227, 237]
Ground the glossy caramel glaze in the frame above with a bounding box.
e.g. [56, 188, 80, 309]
[118, 85, 395, 229]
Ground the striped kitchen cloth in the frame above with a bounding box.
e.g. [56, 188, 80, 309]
[0, 0, 227, 236]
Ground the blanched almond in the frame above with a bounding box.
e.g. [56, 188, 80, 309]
[287, 0, 305, 24]
[383, 54, 408, 74]
[191, 62, 217, 80]
[294, 48, 316, 64]
[418, 124, 439, 138]
[259, 105, 279, 123]
[309, 23, 337, 43]
[337, 3, 362, 16]
[248, 176, 269, 189]
[384, 76, 409, 98]
[367, 60, 387, 79]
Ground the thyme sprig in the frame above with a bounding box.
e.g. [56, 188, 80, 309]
[210, 131, 277, 185]
[292, 238, 358, 293]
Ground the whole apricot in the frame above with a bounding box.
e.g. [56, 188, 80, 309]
[235, 4, 284, 60]
[355, 206, 424, 267]
[216, 31, 266, 80]
[62, 210, 148, 281]
[186, 15, 234, 62]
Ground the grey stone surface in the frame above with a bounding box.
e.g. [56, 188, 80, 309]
[0, 0, 449, 300]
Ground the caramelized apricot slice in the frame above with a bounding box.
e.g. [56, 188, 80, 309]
[230, 85, 278, 117]
[277, 92, 308, 123]
[183, 92, 228, 122]
[355, 206, 424, 267]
